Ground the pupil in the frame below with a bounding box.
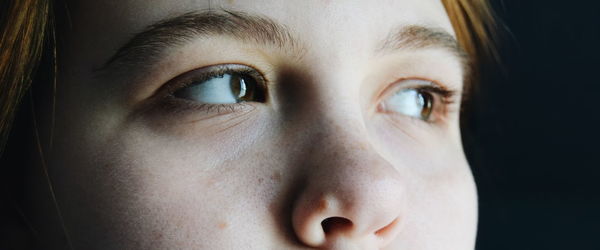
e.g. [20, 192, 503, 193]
[238, 78, 247, 98]
[229, 72, 266, 103]
[418, 91, 433, 120]
[230, 73, 251, 101]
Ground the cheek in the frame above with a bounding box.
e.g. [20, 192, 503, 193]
[48, 81, 476, 249]
[368, 114, 464, 173]
[49, 120, 288, 248]
[385, 157, 476, 249]
[421, 166, 478, 247]
[366, 116, 477, 247]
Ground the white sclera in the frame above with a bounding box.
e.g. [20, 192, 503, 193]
[384, 89, 426, 118]
[178, 74, 238, 104]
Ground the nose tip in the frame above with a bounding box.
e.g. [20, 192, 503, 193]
[292, 194, 403, 248]
[287, 114, 407, 248]
[291, 158, 406, 248]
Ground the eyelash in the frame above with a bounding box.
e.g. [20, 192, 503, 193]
[414, 85, 457, 104]
[418, 85, 458, 123]
[159, 64, 268, 115]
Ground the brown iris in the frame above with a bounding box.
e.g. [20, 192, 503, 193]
[230, 72, 265, 103]
[417, 90, 434, 120]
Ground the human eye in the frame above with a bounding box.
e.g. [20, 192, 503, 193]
[171, 64, 267, 104]
[156, 64, 268, 115]
[379, 79, 457, 122]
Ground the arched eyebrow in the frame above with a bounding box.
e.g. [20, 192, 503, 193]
[96, 10, 467, 78]
[95, 10, 302, 77]
[378, 25, 468, 64]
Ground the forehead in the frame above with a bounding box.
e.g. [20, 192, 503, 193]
[70, 0, 452, 27]
[64, 0, 455, 67]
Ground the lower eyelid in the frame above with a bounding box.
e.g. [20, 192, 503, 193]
[162, 94, 254, 115]
[379, 95, 455, 124]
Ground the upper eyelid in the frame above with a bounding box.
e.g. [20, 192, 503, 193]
[161, 64, 458, 97]
[376, 78, 459, 102]
[152, 56, 462, 100]
[397, 78, 456, 92]
[155, 63, 268, 97]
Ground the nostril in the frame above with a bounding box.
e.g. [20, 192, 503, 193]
[321, 217, 353, 235]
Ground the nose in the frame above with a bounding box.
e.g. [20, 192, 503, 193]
[291, 127, 406, 249]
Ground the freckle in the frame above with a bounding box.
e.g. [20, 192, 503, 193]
[218, 221, 228, 230]
[258, 177, 264, 184]
[269, 202, 278, 215]
[205, 178, 216, 187]
[318, 199, 329, 212]
[270, 171, 281, 182]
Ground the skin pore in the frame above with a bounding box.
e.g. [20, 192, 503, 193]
[32, 0, 477, 249]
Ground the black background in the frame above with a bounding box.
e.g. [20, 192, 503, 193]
[467, 1, 600, 249]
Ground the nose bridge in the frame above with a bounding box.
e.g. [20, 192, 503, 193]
[291, 116, 406, 248]
[310, 122, 395, 191]
[307, 122, 404, 218]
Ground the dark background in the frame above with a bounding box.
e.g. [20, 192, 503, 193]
[466, 1, 600, 250]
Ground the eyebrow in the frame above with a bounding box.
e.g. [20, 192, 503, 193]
[96, 10, 301, 77]
[378, 25, 467, 63]
[97, 10, 467, 78]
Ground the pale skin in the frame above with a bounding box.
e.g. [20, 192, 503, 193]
[31, 0, 477, 249]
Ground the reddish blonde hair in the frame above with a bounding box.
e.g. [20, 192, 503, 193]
[0, 0, 50, 153]
[442, 0, 499, 82]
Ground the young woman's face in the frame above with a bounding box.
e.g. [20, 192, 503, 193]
[45, 0, 476, 249]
